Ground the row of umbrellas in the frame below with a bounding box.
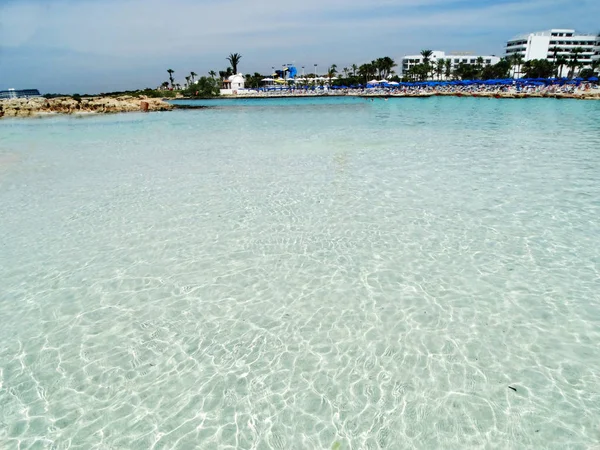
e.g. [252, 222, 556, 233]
[253, 76, 598, 91]
[261, 77, 339, 82]
[259, 76, 598, 86]
[365, 77, 599, 88]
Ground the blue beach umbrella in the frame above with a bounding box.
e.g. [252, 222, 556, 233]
[588, 77, 599, 82]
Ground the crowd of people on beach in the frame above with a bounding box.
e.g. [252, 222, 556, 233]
[233, 78, 600, 99]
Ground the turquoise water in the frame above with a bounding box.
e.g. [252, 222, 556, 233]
[1, 97, 600, 449]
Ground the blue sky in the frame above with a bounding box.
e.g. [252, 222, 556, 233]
[1, 0, 598, 94]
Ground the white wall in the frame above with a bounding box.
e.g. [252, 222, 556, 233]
[526, 35, 550, 60]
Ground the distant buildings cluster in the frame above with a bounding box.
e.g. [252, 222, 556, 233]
[400, 28, 600, 79]
[401, 51, 500, 80]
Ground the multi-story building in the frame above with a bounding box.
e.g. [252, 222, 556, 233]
[505, 29, 599, 76]
[593, 38, 600, 65]
[400, 51, 500, 79]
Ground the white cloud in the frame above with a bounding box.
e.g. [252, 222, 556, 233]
[2, 0, 592, 57]
[1, 0, 598, 92]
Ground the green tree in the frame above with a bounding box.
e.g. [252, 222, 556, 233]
[351, 64, 358, 76]
[550, 46, 560, 75]
[578, 68, 596, 79]
[568, 47, 584, 78]
[377, 56, 396, 79]
[227, 53, 242, 74]
[522, 59, 554, 78]
[475, 56, 484, 79]
[511, 53, 523, 78]
[190, 72, 197, 84]
[436, 59, 445, 80]
[327, 64, 337, 81]
[245, 72, 265, 89]
[420, 49, 433, 79]
[494, 58, 511, 79]
[453, 62, 478, 80]
[167, 69, 175, 88]
[408, 64, 429, 81]
[209, 70, 217, 78]
[219, 67, 233, 79]
[185, 75, 191, 88]
[444, 59, 452, 79]
[555, 55, 568, 78]
[183, 76, 221, 98]
[358, 63, 376, 82]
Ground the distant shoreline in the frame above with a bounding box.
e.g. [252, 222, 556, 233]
[176, 89, 600, 101]
[2, 90, 599, 120]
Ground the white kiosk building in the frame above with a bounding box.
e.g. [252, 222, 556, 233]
[220, 74, 246, 95]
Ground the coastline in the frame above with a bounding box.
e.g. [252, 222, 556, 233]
[2, 88, 599, 120]
[215, 87, 600, 100]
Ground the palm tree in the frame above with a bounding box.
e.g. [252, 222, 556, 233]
[444, 59, 452, 80]
[167, 69, 175, 88]
[511, 53, 523, 78]
[227, 53, 242, 74]
[343, 67, 349, 78]
[420, 50, 433, 79]
[378, 56, 396, 79]
[351, 64, 358, 76]
[185, 76, 191, 88]
[522, 60, 533, 78]
[327, 65, 337, 81]
[549, 47, 559, 77]
[190, 72, 197, 84]
[555, 55, 568, 78]
[568, 47, 584, 78]
[358, 63, 375, 82]
[161, 81, 169, 90]
[420, 49, 433, 65]
[436, 59, 445, 80]
[209, 70, 217, 79]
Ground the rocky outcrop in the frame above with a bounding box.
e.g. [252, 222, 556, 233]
[0, 96, 173, 118]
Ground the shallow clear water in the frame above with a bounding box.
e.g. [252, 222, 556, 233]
[1, 97, 600, 449]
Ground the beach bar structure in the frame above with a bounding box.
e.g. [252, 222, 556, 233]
[220, 74, 246, 95]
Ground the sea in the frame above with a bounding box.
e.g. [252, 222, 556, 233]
[1, 96, 600, 449]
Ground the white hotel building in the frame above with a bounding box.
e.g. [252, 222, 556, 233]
[400, 51, 500, 79]
[505, 29, 599, 77]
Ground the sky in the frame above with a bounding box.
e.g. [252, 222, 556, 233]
[1, 0, 598, 94]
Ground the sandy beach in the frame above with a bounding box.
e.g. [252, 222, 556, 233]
[226, 84, 600, 100]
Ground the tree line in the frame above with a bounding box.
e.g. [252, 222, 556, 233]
[161, 48, 599, 97]
[405, 48, 599, 81]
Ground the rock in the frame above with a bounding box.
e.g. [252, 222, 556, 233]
[0, 96, 173, 118]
